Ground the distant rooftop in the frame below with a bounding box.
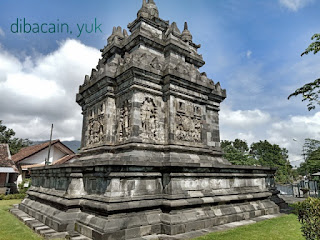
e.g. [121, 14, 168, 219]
[12, 140, 74, 163]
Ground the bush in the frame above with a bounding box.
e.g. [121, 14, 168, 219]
[18, 178, 31, 194]
[0, 193, 25, 200]
[296, 197, 320, 240]
[289, 203, 300, 215]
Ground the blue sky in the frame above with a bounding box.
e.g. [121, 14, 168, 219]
[0, 0, 320, 166]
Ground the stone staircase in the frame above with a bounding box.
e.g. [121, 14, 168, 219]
[10, 203, 283, 240]
[10, 204, 89, 240]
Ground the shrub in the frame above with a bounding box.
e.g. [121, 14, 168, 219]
[0, 193, 26, 200]
[297, 197, 320, 240]
[18, 178, 31, 194]
[289, 203, 300, 215]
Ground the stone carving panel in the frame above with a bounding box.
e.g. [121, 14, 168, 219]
[140, 97, 159, 140]
[175, 101, 202, 142]
[118, 100, 131, 142]
[86, 103, 105, 146]
[87, 117, 105, 145]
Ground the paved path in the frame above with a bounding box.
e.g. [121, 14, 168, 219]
[280, 195, 307, 204]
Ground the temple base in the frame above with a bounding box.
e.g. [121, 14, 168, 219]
[12, 160, 279, 240]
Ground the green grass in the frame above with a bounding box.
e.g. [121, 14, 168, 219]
[193, 214, 304, 240]
[0, 200, 43, 240]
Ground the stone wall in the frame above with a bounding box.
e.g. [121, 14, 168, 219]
[18, 162, 278, 239]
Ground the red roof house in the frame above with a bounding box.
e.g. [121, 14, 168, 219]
[12, 140, 77, 183]
[0, 144, 19, 194]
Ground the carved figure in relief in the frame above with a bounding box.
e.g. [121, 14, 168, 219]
[141, 97, 158, 139]
[118, 100, 131, 141]
[137, 53, 148, 65]
[124, 52, 132, 64]
[176, 102, 202, 142]
[87, 118, 104, 145]
[175, 61, 188, 75]
[150, 57, 162, 70]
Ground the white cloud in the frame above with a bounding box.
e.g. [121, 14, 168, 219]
[4, 73, 63, 100]
[220, 106, 320, 166]
[0, 39, 100, 141]
[0, 27, 4, 37]
[279, 0, 314, 11]
[220, 107, 271, 147]
[246, 50, 252, 58]
[267, 112, 320, 164]
[220, 107, 271, 129]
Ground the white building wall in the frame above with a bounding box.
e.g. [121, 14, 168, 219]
[21, 145, 66, 165]
[53, 147, 65, 162]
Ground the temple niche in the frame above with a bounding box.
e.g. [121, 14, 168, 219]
[85, 102, 105, 146]
[140, 97, 158, 140]
[13, 1, 283, 240]
[175, 100, 202, 142]
[118, 99, 131, 142]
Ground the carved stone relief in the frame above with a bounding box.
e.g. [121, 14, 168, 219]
[87, 117, 105, 145]
[118, 100, 131, 142]
[140, 97, 158, 140]
[175, 101, 202, 142]
[86, 103, 105, 146]
[150, 57, 163, 70]
[174, 61, 188, 75]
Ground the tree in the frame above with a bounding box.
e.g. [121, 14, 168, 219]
[303, 138, 320, 159]
[222, 139, 296, 183]
[250, 140, 292, 183]
[288, 33, 320, 111]
[221, 139, 257, 166]
[298, 138, 320, 176]
[0, 120, 31, 155]
[233, 138, 249, 152]
[305, 148, 320, 175]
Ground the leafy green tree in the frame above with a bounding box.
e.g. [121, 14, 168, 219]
[298, 162, 308, 176]
[298, 138, 320, 176]
[221, 139, 257, 166]
[222, 139, 296, 183]
[288, 34, 320, 111]
[250, 140, 288, 167]
[303, 138, 320, 159]
[233, 138, 249, 152]
[0, 120, 31, 155]
[221, 140, 232, 149]
[305, 148, 320, 175]
[250, 140, 292, 183]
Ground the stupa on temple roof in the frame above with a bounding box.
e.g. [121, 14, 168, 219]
[12, 1, 281, 239]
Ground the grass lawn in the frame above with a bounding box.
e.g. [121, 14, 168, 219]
[0, 199, 43, 240]
[193, 214, 304, 240]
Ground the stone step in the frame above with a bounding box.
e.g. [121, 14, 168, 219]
[45, 231, 69, 239]
[10, 207, 69, 239]
[131, 236, 161, 240]
[70, 235, 91, 240]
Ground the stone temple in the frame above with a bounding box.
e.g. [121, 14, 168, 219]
[12, 1, 281, 239]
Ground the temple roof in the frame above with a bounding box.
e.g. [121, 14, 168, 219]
[137, 0, 159, 20]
